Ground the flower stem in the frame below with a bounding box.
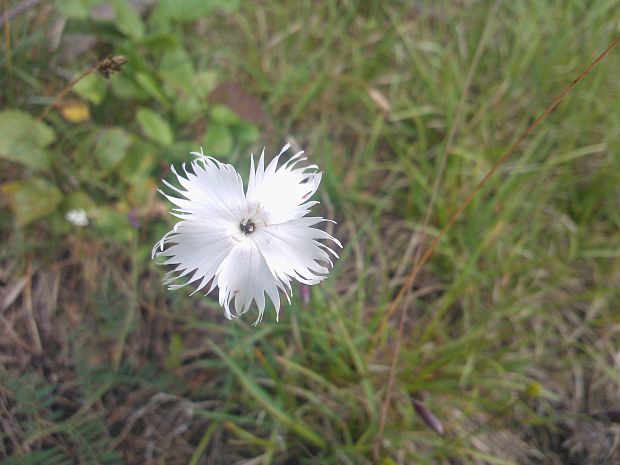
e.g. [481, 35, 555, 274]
[36, 67, 97, 123]
[37, 55, 127, 122]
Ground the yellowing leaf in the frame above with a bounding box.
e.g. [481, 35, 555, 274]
[3, 178, 63, 226]
[59, 99, 90, 123]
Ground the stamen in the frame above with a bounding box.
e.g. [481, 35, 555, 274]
[240, 218, 256, 234]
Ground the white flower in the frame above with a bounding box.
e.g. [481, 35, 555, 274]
[153, 143, 341, 325]
[65, 208, 89, 226]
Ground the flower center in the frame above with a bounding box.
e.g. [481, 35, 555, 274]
[239, 218, 256, 235]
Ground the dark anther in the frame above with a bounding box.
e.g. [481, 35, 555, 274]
[240, 219, 255, 234]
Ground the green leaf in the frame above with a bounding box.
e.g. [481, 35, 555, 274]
[159, 47, 195, 91]
[168, 141, 196, 163]
[95, 127, 132, 172]
[165, 334, 184, 370]
[91, 204, 135, 244]
[174, 96, 204, 123]
[3, 178, 63, 226]
[207, 341, 326, 448]
[211, 104, 241, 125]
[64, 191, 96, 211]
[203, 122, 233, 156]
[0, 110, 55, 171]
[148, 5, 173, 34]
[140, 33, 178, 50]
[54, 0, 101, 19]
[135, 72, 169, 106]
[137, 108, 173, 146]
[110, 73, 149, 101]
[110, 0, 145, 39]
[232, 122, 260, 144]
[118, 139, 157, 184]
[73, 73, 107, 105]
[194, 71, 218, 99]
[155, 0, 239, 22]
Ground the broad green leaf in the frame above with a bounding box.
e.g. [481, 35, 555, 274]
[110, 0, 145, 39]
[233, 122, 260, 144]
[215, 0, 241, 13]
[194, 71, 218, 99]
[156, 0, 239, 22]
[137, 108, 173, 146]
[174, 96, 203, 123]
[95, 127, 132, 171]
[135, 72, 169, 106]
[140, 33, 178, 50]
[110, 74, 149, 101]
[64, 191, 96, 211]
[207, 341, 326, 448]
[3, 178, 62, 226]
[159, 47, 195, 91]
[148, 5, 173, 34]
[73, 73, 107, 105]
[0, 110, 55, 170]
[203, 122, 233, 156]
[211, 104, 241, 125]
[168, 141, 196, 163]
[91, 204, 135, 244]
[54, 0, 101, 19]
[118, 139, 157, 184]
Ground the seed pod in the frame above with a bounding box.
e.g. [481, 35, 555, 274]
[413, 398, 444, 435]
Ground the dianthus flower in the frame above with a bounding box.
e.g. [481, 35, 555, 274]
[153, 144, 340, 324]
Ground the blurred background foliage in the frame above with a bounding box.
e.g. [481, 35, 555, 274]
[1, 0, 619, 464]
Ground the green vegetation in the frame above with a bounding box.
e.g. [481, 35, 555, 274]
[1, 1, 619, 464]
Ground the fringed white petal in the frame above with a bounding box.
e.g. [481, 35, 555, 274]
[246, 144, 321, 224]
[215, 240, 285, 325]
[153, 144, 340, 324]
[152, 159, 244, 294]
[165, 157, 247, 220]
[252, 219, 341, 287]
[155, 219, 236, 294]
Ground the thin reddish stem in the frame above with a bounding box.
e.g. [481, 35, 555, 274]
[372, 36, 620, 461]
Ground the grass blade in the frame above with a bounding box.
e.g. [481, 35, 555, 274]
[207, 340, 327, 449]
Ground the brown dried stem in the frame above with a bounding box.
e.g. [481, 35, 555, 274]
[37, 56, 127, 122]
[36, 67, 97, 123]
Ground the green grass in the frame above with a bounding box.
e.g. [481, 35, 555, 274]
[1, 0, 619, 464]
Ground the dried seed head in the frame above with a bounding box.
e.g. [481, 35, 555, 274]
[96, 55, 128, 79]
